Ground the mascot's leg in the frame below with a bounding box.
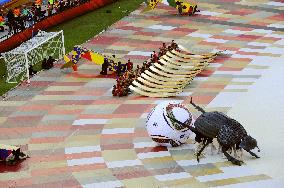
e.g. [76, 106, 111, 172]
[244, 149, 260, 158]
[217, 140, 223, 154]
[209, 139, 218, 155]
[234, 142, 244, 160]
[222, 146, 243, 166]
[194, 142, 204, 156]
[232, 145, 243, 160]
[221, 147, 233, 159]
[196, 138, 212, 162]
[232, 145, 237, 158]
[235, 148, 244, 161]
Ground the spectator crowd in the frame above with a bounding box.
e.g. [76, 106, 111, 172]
[0, 0, 90, 37]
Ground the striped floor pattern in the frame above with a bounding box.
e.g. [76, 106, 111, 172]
[0, 0, 284, 187]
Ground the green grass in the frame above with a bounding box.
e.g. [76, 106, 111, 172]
[0, 58, 5, 77]
[167, 0, 177, 7]
[0, 0, 145, 96]
[0, 59, 18, 96]
[48, 0, 145, 52]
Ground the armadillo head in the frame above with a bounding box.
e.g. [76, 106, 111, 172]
[240, 135, 259, 151]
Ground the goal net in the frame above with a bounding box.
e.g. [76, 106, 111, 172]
[2, 30, 65, 83]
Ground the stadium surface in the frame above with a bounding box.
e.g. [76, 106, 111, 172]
[0, 1, 284, 187]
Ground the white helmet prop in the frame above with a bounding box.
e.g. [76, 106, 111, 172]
[146, 101, 195, 147]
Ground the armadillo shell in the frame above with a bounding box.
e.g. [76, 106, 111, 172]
[194, 111, 229, 138]
[226, 118, 247, 141]
[218, 125, 237, 146]
[217, 119, 247, 146]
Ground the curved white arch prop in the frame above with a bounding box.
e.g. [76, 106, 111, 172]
[129, 47, 223, 97]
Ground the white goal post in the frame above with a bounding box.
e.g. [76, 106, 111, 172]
[2, 30, 65, 83]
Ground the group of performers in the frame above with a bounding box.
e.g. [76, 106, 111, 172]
[112, 69, 135, 97]
[145, 0, 199, 16]
[100, 56, 134, 76]
[158, 40, 179, 58]
[112, 40, 180, 97]
[112, 61, 153, 97]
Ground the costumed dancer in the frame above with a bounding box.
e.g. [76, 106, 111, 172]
[136, 65, 142, 77]
[108, 55, 115, 71]
[175, 0, 200, 16]
[116, 61, 123, 77]
[100, 57, 109, 75]
[0, 144, 28, 165]
[158, 42, 167, 57]
[152, 51, 158, 62]
[171, 40, 178, 50]
[112, 85, 117, 96]
[126, 59, 133, 71]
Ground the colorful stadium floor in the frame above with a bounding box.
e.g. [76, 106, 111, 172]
[0, 1, 284, 187]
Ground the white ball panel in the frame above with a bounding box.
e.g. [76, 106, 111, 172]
[146, 101, 194, 147]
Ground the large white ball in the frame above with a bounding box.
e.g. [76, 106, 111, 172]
[146, 101, 194, 147]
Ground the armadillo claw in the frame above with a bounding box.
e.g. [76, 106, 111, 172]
[231, 159, 243, 166]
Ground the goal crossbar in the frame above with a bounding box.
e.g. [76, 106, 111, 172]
[2, 30, 65, 83]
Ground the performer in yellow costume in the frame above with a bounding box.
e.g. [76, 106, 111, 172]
[143, 0, 199, 16]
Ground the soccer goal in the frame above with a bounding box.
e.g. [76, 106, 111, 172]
[2, 30, 65, 83]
